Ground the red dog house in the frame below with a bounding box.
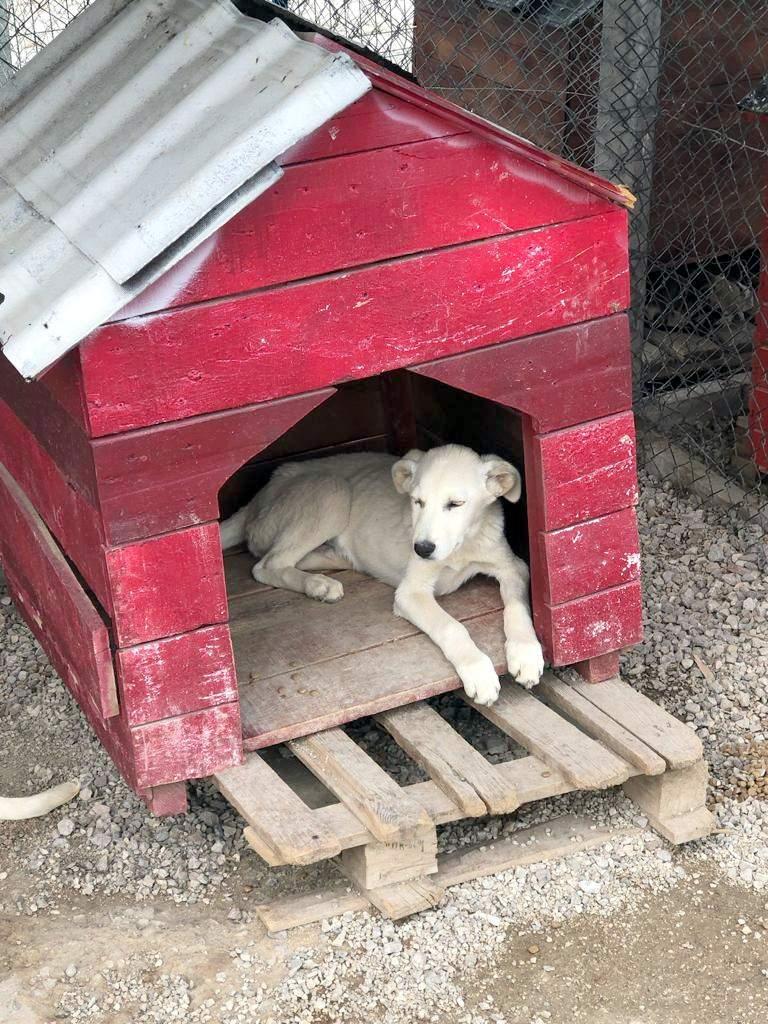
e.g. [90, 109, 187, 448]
[0, 7, 644, 817]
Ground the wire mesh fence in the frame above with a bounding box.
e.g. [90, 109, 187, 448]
[2, 0, 767, 525]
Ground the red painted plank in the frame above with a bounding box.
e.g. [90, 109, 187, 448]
[412, 315, 632, 433]
[533, 412, 639, 532]
[38, 349, 91, 432]
[539, 507, 641, 606]
[131, 702, 242, 789]
[92, 389, 335, 545]
[105, 523, 228, 647]
[117, 134, 614, 321]
[5, 564, 139, 789]
[117, 625, 238, 727]
[81, 210, 630, 435]
[0, 355, 98, 504]
[537, 581, 643, 666]
[0, 464, 118, 720]
[280, 87, 463, 164]
[0, 400, 110, 610]
[311, 37, 635, 210]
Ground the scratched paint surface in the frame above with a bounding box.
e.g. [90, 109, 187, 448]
[81, 209, 629, 435]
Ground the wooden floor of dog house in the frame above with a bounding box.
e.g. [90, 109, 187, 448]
[218, 554, 714, 928]
[225, 550, 509, 749]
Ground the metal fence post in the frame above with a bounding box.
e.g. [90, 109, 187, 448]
[594, 0, 664, 392]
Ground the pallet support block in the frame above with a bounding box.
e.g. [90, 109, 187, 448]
[623, 762, 715, 844]
[575, 652, 621, 683]
[341, 825, 438, 889]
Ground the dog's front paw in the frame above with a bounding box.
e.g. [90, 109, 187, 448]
[460, 654, 501, 706]
[305, 575, 344, 603]
[506, 639, 545, 689]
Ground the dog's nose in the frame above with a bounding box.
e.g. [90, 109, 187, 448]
[414, 540, 436, 559]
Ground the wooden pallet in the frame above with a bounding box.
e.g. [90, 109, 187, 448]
[215, 672, 714, 926]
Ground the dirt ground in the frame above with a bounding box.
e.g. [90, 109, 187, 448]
[2, 473, 768, 1023]
[1, 865, 766, 1024]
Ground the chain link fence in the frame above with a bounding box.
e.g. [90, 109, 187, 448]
[2, 0, 767, 525]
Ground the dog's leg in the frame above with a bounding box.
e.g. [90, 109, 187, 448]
[491, 557, 545, 689]
[394, 578, 500, 706]
[251, 476, 351, 603]
[296, 545, 352, 572]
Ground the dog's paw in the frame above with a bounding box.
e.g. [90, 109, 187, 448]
[305, 575, 344, 603]
[506, 639, 545, 689]
[461, 654, 501, 706]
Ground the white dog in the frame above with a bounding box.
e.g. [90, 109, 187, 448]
[221, 446, 544, 705]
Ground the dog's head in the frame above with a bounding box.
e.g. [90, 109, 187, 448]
[391, 445, 521, 562]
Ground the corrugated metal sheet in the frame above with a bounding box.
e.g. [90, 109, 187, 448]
[0, 0, 371, 378]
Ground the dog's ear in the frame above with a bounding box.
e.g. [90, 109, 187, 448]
[392, 449, 425, 494]
[482, 455, 522, 502]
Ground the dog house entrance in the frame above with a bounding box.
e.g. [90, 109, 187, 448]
[219, 373, 528, 749]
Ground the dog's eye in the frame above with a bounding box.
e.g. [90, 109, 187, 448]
[413, 498, 425, 508]
[446, 500, 465, 510]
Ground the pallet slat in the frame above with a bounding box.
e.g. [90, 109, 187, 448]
[469, 686, 632, 789]
[254, 815, 626, 930]
[256, 887, 369, 934]
[537, 674, 666, 775]
[570, 676, 703, 769]
[289, 728, 432, 842]
[215, 753, 342, 865]
[376, 703, 520, 816]
[438, 815, 618, 888]
[302, 755, 573, 858]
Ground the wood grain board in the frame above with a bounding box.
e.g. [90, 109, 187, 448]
[79, 209, 629, 435]
[412, 315, 632, 435]
[0, 463, 117, 721]
[571, 675, 703, 769]
[289, 728, 432, 842]
[376, 703, 520, 816]
[468, 685, 632, 789]
[113, 133, 613, 321]
[216, 752, 341, 865]
[227, 554, 507, 749]
[215, 656, 709, 881]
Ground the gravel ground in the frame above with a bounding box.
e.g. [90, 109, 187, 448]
[2, 470, 768, 1023]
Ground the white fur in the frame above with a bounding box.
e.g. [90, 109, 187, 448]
[0, 779, 79, 821]
[221, 445, 545, 705]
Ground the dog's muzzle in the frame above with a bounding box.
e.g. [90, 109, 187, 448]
[414, 540, 436, 559]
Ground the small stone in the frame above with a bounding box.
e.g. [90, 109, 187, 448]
[64, 965, 77, 979]
[57, 818, 75, 837]
[578, 880, 601, 895]
[527, 945, 540, 955]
